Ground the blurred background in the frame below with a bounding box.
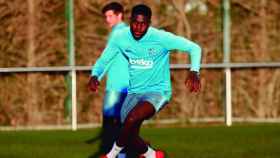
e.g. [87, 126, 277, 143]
[0, 0, 280, 129]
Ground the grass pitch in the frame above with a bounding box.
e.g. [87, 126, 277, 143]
[0, 123, 279, 158]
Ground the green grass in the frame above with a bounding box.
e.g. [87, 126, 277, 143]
[0, 123, 280, 158]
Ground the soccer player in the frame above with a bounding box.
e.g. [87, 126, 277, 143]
[88, 2, 128, 158]
[89, 4, 202, 158]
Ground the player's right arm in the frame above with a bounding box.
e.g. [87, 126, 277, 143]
[88, 40, 120, 92]
[95, 25, 128, 81]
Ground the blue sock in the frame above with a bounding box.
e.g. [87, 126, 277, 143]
[118, 153, 126, 158]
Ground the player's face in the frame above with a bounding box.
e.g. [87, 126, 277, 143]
[104, 10, 122, 28]
[130, 14, 150, 40]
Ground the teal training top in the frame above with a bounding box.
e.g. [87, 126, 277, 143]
[92, 26, 202, 94]
[92, 22, 129, 92]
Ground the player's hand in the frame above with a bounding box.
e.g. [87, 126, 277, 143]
[185, 71, 201, 93]
[88, 76, 100, 92]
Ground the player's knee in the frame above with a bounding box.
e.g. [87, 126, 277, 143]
[125, 115, 136, 125]
[124, 114, 142, 126]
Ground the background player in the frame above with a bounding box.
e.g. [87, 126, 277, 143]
[88, 2, 128, 158]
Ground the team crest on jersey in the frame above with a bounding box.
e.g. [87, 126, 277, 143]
[148, 48, 157, 56]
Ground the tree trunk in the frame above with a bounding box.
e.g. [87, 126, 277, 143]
[171, 0, 191, 38]
[256, 0, 267, 118]
[26, 0, 40, 125]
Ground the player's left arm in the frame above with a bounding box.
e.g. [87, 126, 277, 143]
[161, 31, 202, 92]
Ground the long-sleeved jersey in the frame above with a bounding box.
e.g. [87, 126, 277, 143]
[92, 26, 202, 94]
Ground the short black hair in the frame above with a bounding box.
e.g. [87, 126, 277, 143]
[102, 2, 124, 15]
[131, 4, 152, 22]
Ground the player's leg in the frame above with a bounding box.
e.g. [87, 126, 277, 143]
[112, 101, 164, 158]
[104, 100, 155, 158]
[128, 106, 165, 158]
[102, 90, 127, 154]
[131, 92, 170, 158]
[103, 92, 170, 158]
[125, 120, 145, 158]
[118, 101, 155, 147]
